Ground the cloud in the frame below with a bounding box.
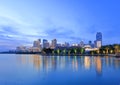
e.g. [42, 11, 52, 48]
[44, 27, 89, 43]
[0, 25, 32, 51]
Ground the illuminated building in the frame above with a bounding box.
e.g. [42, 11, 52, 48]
[51, 39, 57, 49]
[84, 44, 91, 49]
[96, 40, 102, 48]
[31, 47, 41, 52]
[72, 43, 78, 47]
[33, 40, 40, 48]
[33, 39, 42, 51]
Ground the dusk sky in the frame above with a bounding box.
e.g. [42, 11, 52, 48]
[0, 0, 120, 51]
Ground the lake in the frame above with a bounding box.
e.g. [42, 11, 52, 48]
[0, 54, 120, 85]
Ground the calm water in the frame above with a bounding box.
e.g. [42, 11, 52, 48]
[0, 54, 120, 85]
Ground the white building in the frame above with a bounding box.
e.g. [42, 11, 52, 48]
[33, 39, 42, 51]
[72, 43, 79, 47]
[28, 47, 41, 52]
[84, 44, 99, 52]
[96, 41, 102, 48]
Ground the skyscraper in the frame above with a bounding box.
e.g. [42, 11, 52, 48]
[51, 39, 57, 49]
[80, 41, 84, 47]
[96, 41, 102, 48]
[43, 39, 49, 48]
[33, 41, 40, 47]
[33, 39, 42, 51]
[96, 32, 102, 41]
[38, 39, 41, 43]
[96, 32, 102, 48]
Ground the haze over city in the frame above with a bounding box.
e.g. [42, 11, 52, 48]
[0, 0, 120, 51]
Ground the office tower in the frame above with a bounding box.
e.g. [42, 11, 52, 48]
[96, 41, 102, 48]
[96, 32, 102, 41]
[38, 39, 41, 43]
[96, 32, 102, 48]
[33, 40, 40, 47]
[43, 39, 49, 48]
[80, 41, 84, 47]
[33, 39, 42, 51]
[43, 39, 47, 48]
[51, 39, 57, 49]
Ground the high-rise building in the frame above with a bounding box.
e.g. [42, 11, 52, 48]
[38, 39, 41, 43]
[96, 32, 102, 41]
[96, 41, 102, 48]
[96, 32, 102, 48]
[33, 39, 42, 51]
[80, 41, 84, 47]
[43, 39, 47, 48]
[43, 39, 49, 48]
[33, 40, 40, 47]
[51, 39, 57, 49]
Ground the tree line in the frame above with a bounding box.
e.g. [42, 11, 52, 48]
[42, 44, 120, 55]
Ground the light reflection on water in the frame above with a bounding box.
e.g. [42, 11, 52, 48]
[0, 54, 120, 85]
[17, 55, 120, 75]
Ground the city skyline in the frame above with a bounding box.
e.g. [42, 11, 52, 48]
[16, 32, 102, 53]
[0, 0, 120, 51]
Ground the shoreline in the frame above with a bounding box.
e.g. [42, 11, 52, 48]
[0, 52, 116, 56]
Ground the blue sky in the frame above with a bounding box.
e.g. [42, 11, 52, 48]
[0, 0, 120, 51]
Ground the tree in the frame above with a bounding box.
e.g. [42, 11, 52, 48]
[114, 45, 119, 54]
[74, 48, 77, 54]
[97, 50, 100, 54]
[42, 48, 54, 54]
[80, 48, 84, 54]
[110, 50, 113, 54]
[68, 50, 71, 55]
[105, 47, 109, 54]
[52, 50, 55, 55]
[57, 49, 60, 55]
[63, 49, 66, 55]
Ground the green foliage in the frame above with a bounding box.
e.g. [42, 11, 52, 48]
[92, 44, 120, 54]
[42, 48, 54, 54]
[42, 44, 120, 55]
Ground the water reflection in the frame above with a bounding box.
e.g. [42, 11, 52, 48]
[17, 55, 120, 76]
[72, 56, 78, 71]
[94, 56, 102, 76]
[84, 56, 90, 70]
